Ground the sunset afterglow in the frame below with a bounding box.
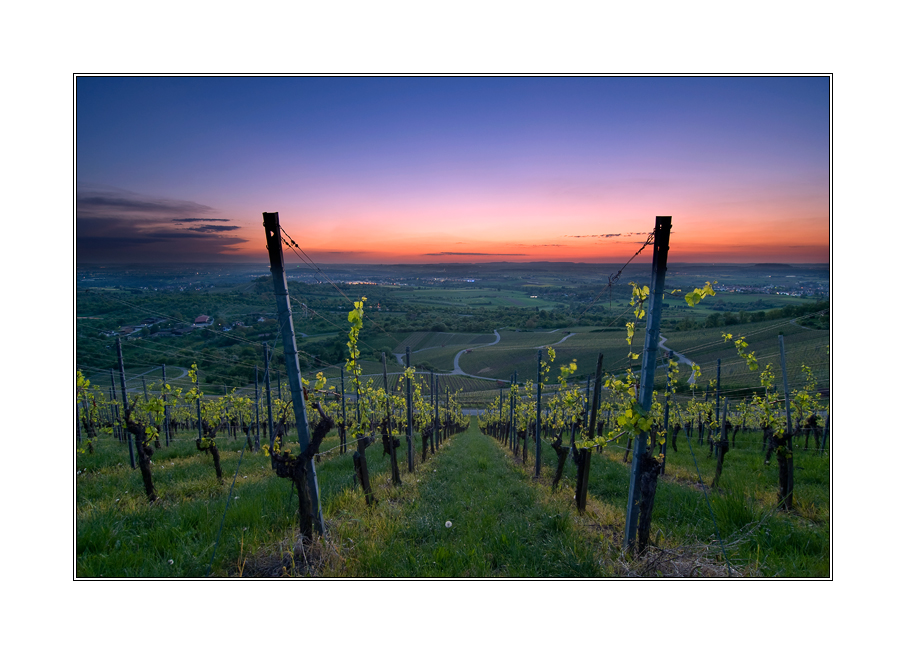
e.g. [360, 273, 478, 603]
[76, 76, 829, 264]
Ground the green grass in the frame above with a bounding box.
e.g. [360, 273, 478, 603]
[77, 416, 829, 577]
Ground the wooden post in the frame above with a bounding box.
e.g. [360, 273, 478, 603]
[429, 373, 436, 455]
[254, 365, 261, 450]
[382, 352, 401, 484]
[509, 371, 516, 454]
[263, 211, 325, 536]
[661, 351, 671, 474]
[716, 358, 721, 432]
[435, 374, 441, 447]
[535, 349, 543, 478]
[340, 366, 347, 454]
[779, 334, 794, 508]
[195, 370, 203, 442]
[587, 353, 604, 444]
[712, 398, 729, 488]
[161, 364, 170, 447]
[264, 343, 275, 449]
[575, 448, 592, 512]
[109, 369, 121, 443]
[406, 346, 414, 473]
[624, 216, 671, 552]
[584, 375, 591, 430]
[116, 338, 136, 469]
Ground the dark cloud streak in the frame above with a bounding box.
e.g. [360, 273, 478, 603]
[76, 188, 248, 263]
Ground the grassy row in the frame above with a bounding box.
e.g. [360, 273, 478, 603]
[494, 424, 830, 577]
[76, 416, 829, 577]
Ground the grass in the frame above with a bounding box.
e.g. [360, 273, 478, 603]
[76, 416, 829, 578]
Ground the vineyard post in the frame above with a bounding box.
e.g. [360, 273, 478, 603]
[509, 371, 516, 453]
[498, 387, 503, 441]
[263, 211, 325, 536]
[340, 366, 347, 454]
[584, 375, 591, 430]
[116, 337, 136, 469]
[535, 349, 542, 478]
[821, 412, 830, 454]
[382, 352, 400, 484]
[660, 351, 672, 474]
[109, 369, 121, 443]
[430, 373, 436, 454]
[264, 343, 275, 448]
[254, 365, 261, 450]
[712, 397, 730, 488]
[716, 358, 721, 433]
[276, 369, 282, 402]
[406, 346, 414, 473]
[195, 370, 203, 442]
[779, 335, 793, 435]
[624, 216, 671, 552]
[161, 364, 170, 447]
[435, 375, 440, 447]
[779, 333, 794, 507]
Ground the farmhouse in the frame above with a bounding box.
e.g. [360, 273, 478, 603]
[193, 315, 213, 327]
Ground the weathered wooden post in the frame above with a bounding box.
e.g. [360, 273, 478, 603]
[624, 216, 671, 553]
[263, 211, 325, 536]
[429, 372, 436, 455]
[339, 366, 347, 454]
[435, 374, 441, 447]
[716, 358, 721, 435]
[509, 371, 516, 454]
[109, 369, 121, 443]
[195, 368, 203, 442]
[779, 333, 794, 509]
[116, 337, 136, 469]
[161, 364, 170, 446]
[382, 352, 401, 484]
[712, 397, 729, 488]
[264, 343, 275, 448]
[661, 351, 672, 474]
[253, 365, 261, 450]
[535, 349, 543, 478]
[576, 353, 603, 511]
[406, 346, 414, 472]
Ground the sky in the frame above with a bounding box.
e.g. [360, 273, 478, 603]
[76, 76, 830, 265]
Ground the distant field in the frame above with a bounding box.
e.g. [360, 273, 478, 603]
[392, 331, 495, 353]
[389, 287, 558, 310]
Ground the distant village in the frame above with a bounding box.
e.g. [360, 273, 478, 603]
[100, 314, 272, 340]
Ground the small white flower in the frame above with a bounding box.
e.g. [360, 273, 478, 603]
[168, 559, 174, 565]
[445, 521, 452, 528]
[234, 496, 239, 500]
[115, 498, 120, 503]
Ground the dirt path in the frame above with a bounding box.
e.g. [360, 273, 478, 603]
[452, 330, 576, 381]
[657, 335, 698, 385]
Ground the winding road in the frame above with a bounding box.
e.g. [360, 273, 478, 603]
[657, 335, 698, 385]
[451, 329, 577, 381]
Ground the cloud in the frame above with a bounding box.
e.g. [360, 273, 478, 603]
[563, 234, 626, 239]
[186, 224, 241, 233]
[172, 218, 232, 223]
[76, 187, 248, 263]
[77, 187, 216, 220]
[424, 252, 527, 257]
